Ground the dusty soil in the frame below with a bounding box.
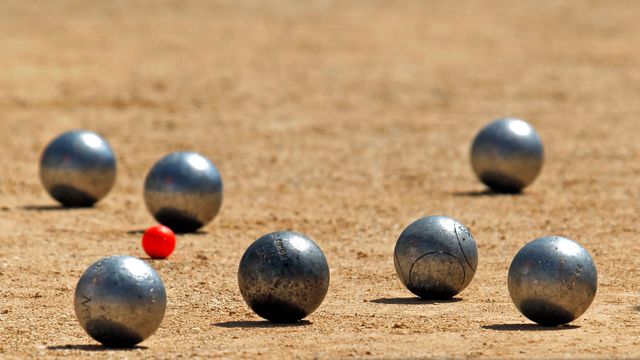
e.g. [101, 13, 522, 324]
[2, 1, 640, 358]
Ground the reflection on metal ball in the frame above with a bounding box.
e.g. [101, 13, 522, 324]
[74, 255, 166, 347]
[394, 216, 478, 299]
[238, 231, 330, 323]
[40, 130, 116, 207]
[144, 151, 223, 233]
[508, 236, 597, 326]
[470, 118, 544, 193]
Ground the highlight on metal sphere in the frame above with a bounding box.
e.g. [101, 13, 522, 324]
[508, 236, 597, 326]
[39, 130, 116, 207]
[143, 151, 223, 233]
[470, 118, 544, 193]
[394, 216, 478, 299]
[238, 231, 330, 323]
[74, 255, 166, 347]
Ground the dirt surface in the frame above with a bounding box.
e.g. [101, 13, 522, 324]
[2, 1, 640, 358]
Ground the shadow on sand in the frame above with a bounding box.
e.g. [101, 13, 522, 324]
[369, 297, 462, 305]
[452, 189, 523, 197]
[47, 344, 147, 351]
[126, 229, 208, 236]
[482, 323, 579, 331]
[214, 320, 312, 328]
[22, 204, 91, 211]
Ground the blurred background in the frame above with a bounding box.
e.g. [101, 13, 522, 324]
[2, 1, 640, 358]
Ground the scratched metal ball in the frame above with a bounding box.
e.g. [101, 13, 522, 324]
[394, 216, 478, 299]
[39, 130, 116, 207]
[144, 152, 223, 233]
[508, 236, 597, 326]
[238, 231, 330, 323]
[470, 118, 544, 193]
[74, 255, 166, 347]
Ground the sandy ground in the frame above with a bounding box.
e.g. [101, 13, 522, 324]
[2, 1, 640, 358]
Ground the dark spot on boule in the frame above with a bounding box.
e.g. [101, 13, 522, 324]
[479, 172, 524, 193]
[49, 185, 97, 207]
[154, 208, 203, 233]
[409, 285, 458, 300]
[249, 297, 308, 323]
[85, 319, 144, 348]
[519, 298, 575, 326]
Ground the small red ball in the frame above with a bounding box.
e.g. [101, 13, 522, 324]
[142, 225, 176, 259]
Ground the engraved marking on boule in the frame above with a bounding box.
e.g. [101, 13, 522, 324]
[273, 234, 288, 262]
[454, 224, 473, 269]
[409, 251, 466, 288]
[80, 294, 92, 319]
[394, 251, 408, 287]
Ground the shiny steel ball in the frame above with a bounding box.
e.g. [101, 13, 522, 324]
[394, 216, 478, 299]
[74, 255, 166, 347]
[470, 118, 544, 193]
[39, 130, 116, 207]
[238, 231, 330, 323]
[508, 236, 597, 326]
[144, 152, 223, 233]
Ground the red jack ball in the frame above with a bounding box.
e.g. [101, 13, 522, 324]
[142, 225, 176, 259]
